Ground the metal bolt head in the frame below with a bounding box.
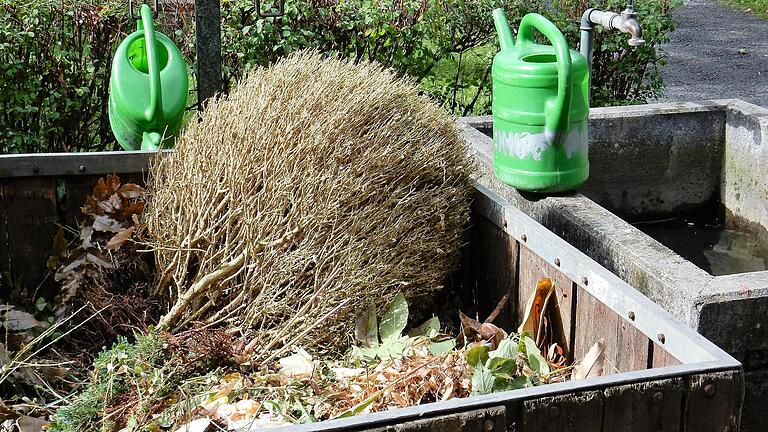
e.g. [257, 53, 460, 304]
[652, 391, 664, 404]
[483, 419, 495, 432]
[628, 311, 636, 321]
[657, 333, 665, 344]
[32, 166, 39, 173]
[547, 405, 560, 420]
[78, 164, 86, 172]
[582, 276, 589, 286]
[704, 383, 716, 398]
[554, 258, 561, 267]
[521, 234, 527, 242]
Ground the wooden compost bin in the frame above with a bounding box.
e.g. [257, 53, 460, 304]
[0, 152, 744, 432]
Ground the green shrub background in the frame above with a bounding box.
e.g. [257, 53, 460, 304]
[0, 0, 677, 153]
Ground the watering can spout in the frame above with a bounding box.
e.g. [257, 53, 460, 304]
[493, 9, 515, 51]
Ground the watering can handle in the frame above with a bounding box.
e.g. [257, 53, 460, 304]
[517, 13, 572, 144]
[138, 4, 163, 125]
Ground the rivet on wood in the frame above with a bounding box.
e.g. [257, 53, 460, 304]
[652, 391, 664, 404]
[657, 333, 666, 344]
[521, 234, 527, 242]
[581, 276, 588, 286]
[78, 165, 86, 172]
[32, 166, 39, 173]
[503, 220, 508, 228]
[547, 405, 560, 420]
[483, 419, 495, 432]
[704, 383, 716, 398]
[554, 258, 561, 267]
[628, 311, 636, 321]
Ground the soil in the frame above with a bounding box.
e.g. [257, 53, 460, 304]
[658, 0, 768, 106]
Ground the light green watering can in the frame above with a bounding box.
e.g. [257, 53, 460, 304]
[109, 4, 188, 151]
[491, 10, 590, 193]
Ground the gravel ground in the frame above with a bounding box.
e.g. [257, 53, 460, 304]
[658, 0, 768, 106]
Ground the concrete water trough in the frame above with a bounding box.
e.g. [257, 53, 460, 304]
[460, 99, 768, 431]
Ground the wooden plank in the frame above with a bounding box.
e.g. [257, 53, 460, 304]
[522, 391, 603, 432]
[615, 318, 651, 373]
[0, 151, 157, 177]
[652, 342, 682, 368]
[363, 406, 505, 432]
[458, 214, 518, 331]
[602, 378, 684, 432]
[0, 178, 58, 298]
[685, 370, 743, 432]
[517, 245, 574, 357]
[574, 287, 620, 375]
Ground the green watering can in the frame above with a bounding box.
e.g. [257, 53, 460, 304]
[491, 10, 590, 193]
[109, 4, 188, 151]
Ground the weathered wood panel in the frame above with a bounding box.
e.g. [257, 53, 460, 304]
[522, 391, 603, 432]
[459, 214, 518, 331]
[652, 342, 681, 368]
[574, 287, 620, 375]
[616, 317, 652, 373]
[364, 406, 505, 432]
[602, 378, 684, 432]
[0, 178, 58, 297]
[685, 371, 743, 432]
[517, 245, 574, 357]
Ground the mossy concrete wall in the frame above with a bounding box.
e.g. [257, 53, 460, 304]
[460, 99, 768, 432]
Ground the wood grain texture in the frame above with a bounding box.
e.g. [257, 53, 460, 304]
[0, 178, 58, 297]
[363, 406, 506, 432]
[522, 391, 603, 432]
[615, 317, 651, 373]
[459, 214, 519, 331]
[602, 378, 684, 432]
[517, 245, 574, 357]
[652, 342, 682, 368]
[685, 370, 744, 432]
[574, 287, 620, 375]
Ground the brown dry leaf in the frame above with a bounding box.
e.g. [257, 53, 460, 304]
[16, 415, 48, 432]
[106, 227, 136, 251]
[518, 278, 554, 338]
[2, 310, 47, 331]
[105, 174, 121, 196]
[92, 214, 126, 233]
[459, 311, 481, 331]
[119, 183, 146, 199]
[572, 339, 606, 380]
[478, 323, 505, 349]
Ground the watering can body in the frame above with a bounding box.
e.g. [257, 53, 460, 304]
[492, 11, 590, 193]
[109, 5, 188, 151]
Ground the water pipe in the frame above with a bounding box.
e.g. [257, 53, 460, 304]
[580, 0, 645, 97]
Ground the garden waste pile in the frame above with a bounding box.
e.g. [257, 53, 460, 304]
[0, 52, 606, 432]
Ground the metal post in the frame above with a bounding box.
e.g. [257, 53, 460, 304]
[195, 0, 222, 110]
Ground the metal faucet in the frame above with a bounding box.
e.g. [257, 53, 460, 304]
[580, 0, 645, 97]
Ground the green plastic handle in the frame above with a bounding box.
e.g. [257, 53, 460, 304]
[516, 13, 572, 143]
[492, 9, 514, 51]
[138, 4, 163, 125]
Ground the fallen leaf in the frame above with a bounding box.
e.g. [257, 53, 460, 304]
[118, 183, 146, 199]
[106, 227, 136, 250]
[2, 310, 47, 331]
[572, 339, 606, 380]
[518, 278, 554, 338]
[16, 415, 48, 432]
[172, 418, 210, 432]
[277, 348, 315, 378]
[479, 323, 506, 349]
[354, 303, 378, 347]
[92, 214, 126, 233]
[459, 311, 481, 332]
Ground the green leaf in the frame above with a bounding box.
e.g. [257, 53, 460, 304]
[408, 316, 440, 338]
[489, 338, 517, 359]
[470, 363, 495, 395]
[355, 303, 378, 347]
[376, 337, 406, 360]
[522, 335, 550, 375]
[493, 375, 530, 392]
[466, 344, 490, 367]
[379, 292, 408, 342]
[427, 339, 456, 354]
[487, 357, 517, 380]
